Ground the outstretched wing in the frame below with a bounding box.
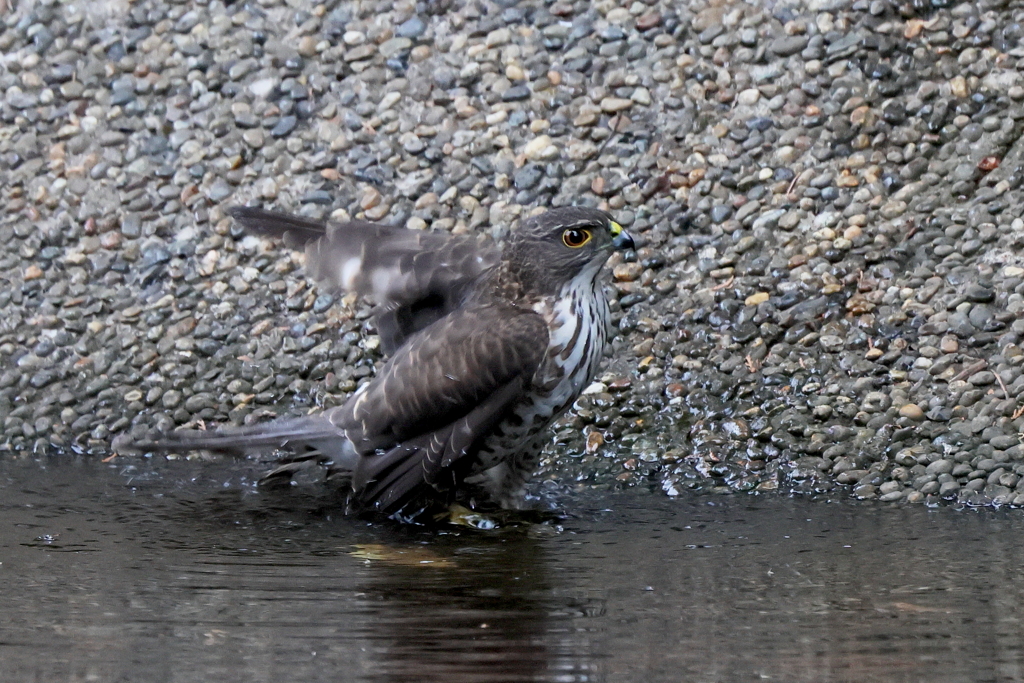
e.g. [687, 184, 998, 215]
[229, 207, 500, 353]
[324, 304, 549, 514]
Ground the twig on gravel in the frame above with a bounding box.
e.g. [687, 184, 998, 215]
[745, 354, 760, 373]
[596, 114, 629, 157]
[786, 172, 800, 195]
[951, 359, 988, 383]
[995, 371, 1010, 400]
[711, 276, 735, 291]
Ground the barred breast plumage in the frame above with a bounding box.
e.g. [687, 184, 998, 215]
[469, 263, 611, 506]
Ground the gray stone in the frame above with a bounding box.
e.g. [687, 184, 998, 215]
[770, 35, 808, 56]
[396, 16, 427, 39]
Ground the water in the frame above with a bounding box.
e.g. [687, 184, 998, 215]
[2, 455, 1024, 683]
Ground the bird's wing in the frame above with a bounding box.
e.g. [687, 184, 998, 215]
[229, 207, 500, 353]
[120, 305, 547, 516]
[324, 304, 549, 514]
[227, 206, 329, 249]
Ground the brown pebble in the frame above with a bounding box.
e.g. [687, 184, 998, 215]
[297, 36, 318, 57]
[940, 336, 959, 353]
[978, 156, 1000, 172]
[365, 203, 390, 221]
[950, 75, 968, 98]
[414, 192, 438, 209]
[613, 262, 643, 282]
[600, 97, 633, 113]
[180, 184, 199, 204]
[636, 12, 662, 30]
[745, 292, 770, 306]
[360, 187, 382, 210]
[665, 383, 685, 397]
[100, 231, 122, 249]
[846, 294, 875, 314]
[899, 404, 925, 420]
[585, 431, 604, 454]
[24, 264, 43, 280]
[167, 316, 196, 339]
[836, 169, 860, 187]
[607, 377, 632, 391]
[850, 105, 872, 126]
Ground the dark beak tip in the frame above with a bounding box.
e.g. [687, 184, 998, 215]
[613, 232, 636, 251]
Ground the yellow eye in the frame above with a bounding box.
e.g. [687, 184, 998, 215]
[562, 228, 592, 248]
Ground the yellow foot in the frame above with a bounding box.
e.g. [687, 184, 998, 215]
[437, 503, 498, 530]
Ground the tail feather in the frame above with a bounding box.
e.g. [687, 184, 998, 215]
[352, 442, 432, 514]
[118, 416, 357, 468]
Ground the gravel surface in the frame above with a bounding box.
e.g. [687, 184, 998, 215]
[3, 0, 1024, 509]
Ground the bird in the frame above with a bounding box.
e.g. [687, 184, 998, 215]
[124, 205, 635, 520]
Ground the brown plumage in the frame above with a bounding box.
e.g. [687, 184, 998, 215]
[124, 205, 634, 519]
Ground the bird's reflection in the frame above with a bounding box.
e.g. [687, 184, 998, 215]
[179, 481, 606, 683]
[352, 526, 601, 683]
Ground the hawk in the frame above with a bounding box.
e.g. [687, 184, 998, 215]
[129, 205, 634, 519]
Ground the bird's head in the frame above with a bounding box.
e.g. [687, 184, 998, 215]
[502, 207, 635, 296]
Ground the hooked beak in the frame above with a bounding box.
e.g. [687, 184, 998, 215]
[610, 221, 635, 251]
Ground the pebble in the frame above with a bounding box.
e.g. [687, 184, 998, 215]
[271, 116, 297, 138]
[523, 136, 557, 161]
[600, 97, 633, 113]
[770, 35, 808, 56]
[396, 16, 426, 39]
[710, 205, 732, 223]
[737, 89, 760, 105]
[899, 405, 925, 420]
[249, 78, 277, 99]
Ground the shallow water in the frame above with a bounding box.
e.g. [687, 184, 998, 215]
[2, 456, 1024, 683]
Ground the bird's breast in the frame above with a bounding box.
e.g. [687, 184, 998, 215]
[527, 279, 610, 421]
[472, 279, 610, 479]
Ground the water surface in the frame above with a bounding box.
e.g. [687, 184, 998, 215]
[1, 455, 1022, 682]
